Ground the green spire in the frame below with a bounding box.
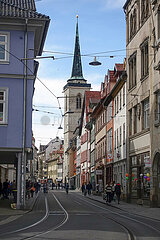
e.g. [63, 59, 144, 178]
[70, 16, 85, 81]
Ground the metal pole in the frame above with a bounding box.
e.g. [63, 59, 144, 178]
[21, 18, 28, 209]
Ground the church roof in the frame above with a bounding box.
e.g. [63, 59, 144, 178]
[68, 16, 86, 82]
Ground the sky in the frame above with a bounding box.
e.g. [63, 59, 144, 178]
[32, 0, 126, 147]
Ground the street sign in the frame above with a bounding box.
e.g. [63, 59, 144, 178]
[96, 170, 103, 175]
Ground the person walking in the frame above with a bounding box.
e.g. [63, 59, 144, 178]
[0, 180, 2, 198]
[105, 182, 112, 203]
[65, 183, 69, 194]
[3, 179, 9, 199]
[115, 183, 122, 204]
[87, 182, 92, 195]
[112, 181, 116, 201]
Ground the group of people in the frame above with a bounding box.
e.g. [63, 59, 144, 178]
[105, 181, 122, 204]
[81, 182, 92, 196]
[0, 179, 16, 200]
[26, 180, 41, 198]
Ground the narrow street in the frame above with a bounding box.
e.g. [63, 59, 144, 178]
[0, 190, 160, 240]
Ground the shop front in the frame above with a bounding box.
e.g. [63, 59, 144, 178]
[130, 152, 151, 203]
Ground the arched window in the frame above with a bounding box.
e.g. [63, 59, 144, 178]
[130, 13, 133, 38]
[133, 8, 137, 34]
[76, 94, 81, 109]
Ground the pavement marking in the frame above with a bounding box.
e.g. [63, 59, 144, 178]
[23, 192, 69, 240]
[75, 194, 160, 235]
[49, 210, 65, 215]
[0, 215, 22, 225]
[8, 195, 49, 234]
[74, 200, 82, 205]
[75, 214, 91, 216]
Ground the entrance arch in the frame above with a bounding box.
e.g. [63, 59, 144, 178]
[152, 152, 160, 207]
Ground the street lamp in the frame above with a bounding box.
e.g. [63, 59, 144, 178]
[21, 56, 55, 61]
[89, 56, 101, 66]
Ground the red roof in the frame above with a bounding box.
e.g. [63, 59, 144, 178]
[115, 63, 124, 71]
[85, 91, 101, 122]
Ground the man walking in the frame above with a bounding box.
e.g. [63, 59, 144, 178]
[105, 182, 112, 203]
[115, 183, 122, 204]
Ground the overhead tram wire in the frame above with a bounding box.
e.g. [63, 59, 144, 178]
[0, 45, 63, 117]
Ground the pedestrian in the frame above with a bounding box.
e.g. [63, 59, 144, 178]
[83, 183, 87, 196]
[3, 179, 9, 199]
[81, 183, 85, 194]
[0, 180, 2, 198]
[112, 181, 116, 201]
[65, 183, 69, 194]
[115, 183, 122, 204]
[105, 182, 112, 203]
[11, 180, 16, 202]
[43, 182, 47, 193]
[30, 184, 35, 197]
[87, 182, 92, 195]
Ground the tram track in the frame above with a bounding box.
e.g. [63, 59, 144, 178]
[1, 191, 160, 240]
[71, 193, 136, 240]
[0, 191, 68, 240]
[71, 193, 160, 239]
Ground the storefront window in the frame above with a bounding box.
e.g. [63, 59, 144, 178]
[131, 152, 150, 199]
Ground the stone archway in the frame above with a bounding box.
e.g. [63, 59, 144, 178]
[152, 152, 160, 207]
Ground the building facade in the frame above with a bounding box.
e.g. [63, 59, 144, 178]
[0, 0, 50, 208]
[124, 0, 160, 206]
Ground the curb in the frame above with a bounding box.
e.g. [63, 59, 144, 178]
[87, 196, 160, 222]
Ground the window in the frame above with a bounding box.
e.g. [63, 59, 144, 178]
[107, 128, 112, 157]
[76, 94, 81, 109]
[0, 32, 9, 62]
[134, 105, 138, 134]
[130, 13, 134, 39]
[114, 131, 116, 149]
[117, 128, 119, 148]
[117, 95, 119, 113]
[123, 123, 125, 144]
[141, 39, 149, 79]
[65, 96, 67, 112]
[120, 90, 122, 110]
[141, 0, 145, 23]
[129, 52, 137, 89]
[155, 91, 160, 123]
[123, 85, 125, 106]
[120, 126, 122, 146]
[158, 7, 160, 40]
[133, 8, 137, 34]
[143, 98, 150, 129]
[115, 99, 117, 115]
[129, 109, 132, 135]
[107, 102, 112, 122]
[0, 88, 8, 124]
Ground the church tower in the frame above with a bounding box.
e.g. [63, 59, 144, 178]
[63, 16, 91, 182]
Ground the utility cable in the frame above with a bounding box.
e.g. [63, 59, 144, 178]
[0, 45, 63, 116]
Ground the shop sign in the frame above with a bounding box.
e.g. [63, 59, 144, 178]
[96, 170, 103, 175]
[144, 156, 151, 168]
